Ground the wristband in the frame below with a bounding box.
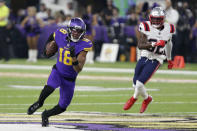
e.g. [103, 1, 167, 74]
[72, 60, 79, 66]
[151, 42, 156, 47]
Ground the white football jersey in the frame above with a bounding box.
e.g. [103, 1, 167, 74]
[138, 21, 175, 64]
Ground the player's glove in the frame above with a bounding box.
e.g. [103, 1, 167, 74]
[167, 60, 173, 69]
[152, 40, 165, 47]
[69, 46, 75, 57]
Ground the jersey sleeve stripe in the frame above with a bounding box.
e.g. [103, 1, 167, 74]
[142, 22, 147, 31]
[144, 22, 150, 31]
[84, 47, 92, 51]
[170, 24, 175, 33]
[142, 22, 150, 31]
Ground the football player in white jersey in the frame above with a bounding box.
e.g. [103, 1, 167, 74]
[123, 7, 175, 113]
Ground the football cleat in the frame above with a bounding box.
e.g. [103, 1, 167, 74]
[140, 96, 152, 113]
[27, 101, 42, 115]
[123, 96, 137, 110]
[42, 110, 49, 127]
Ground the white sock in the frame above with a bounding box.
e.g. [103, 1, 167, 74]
[133, 83, 140, 99]
[32, 49, 38, 62]
[133, 84, 136, 89]
[133, 80, 148, 99]
[27, 49, 33, 61]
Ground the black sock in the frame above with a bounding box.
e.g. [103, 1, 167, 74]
[45, 104, 66, 118]
[38, 85, 55, 106]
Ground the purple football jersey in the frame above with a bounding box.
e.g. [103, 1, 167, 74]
[53, 28, 92, 79]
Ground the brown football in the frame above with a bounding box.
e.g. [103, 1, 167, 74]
[45, 40, 58, 56]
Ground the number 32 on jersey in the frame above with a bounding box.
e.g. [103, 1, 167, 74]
[148, 39, 165, 55]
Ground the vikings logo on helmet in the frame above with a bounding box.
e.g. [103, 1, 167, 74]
[149, 7, 166, 28]
[67, 17, 86, 42]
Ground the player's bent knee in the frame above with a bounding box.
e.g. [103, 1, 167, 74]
[45, 85, 56, 90]
[44, 85, 55, 93]
[57, 104, 66, 112]
[133, 78, 137, 85]
[44, 85, 55, 89]
[136, 80, 144, 88]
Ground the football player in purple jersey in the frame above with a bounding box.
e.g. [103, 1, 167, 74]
[27, 17, 93, 127]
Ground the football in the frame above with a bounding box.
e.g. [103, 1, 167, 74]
[45, 40, 58, 56]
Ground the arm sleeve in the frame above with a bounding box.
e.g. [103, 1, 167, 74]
[165, 39, 173, 60]
[43, 33, 55, 57]
[46, 33, 55, 43]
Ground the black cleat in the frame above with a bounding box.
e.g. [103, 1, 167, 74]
[42, 110, 49, 127]
[27, 101, 42, 115]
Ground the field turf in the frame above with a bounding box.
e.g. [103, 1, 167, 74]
[0, 59, 197, 130]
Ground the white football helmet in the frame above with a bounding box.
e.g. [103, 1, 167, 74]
[149, 7, 166, 28]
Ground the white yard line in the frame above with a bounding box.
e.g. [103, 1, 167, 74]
[0, 64, 197, 75]
[0, 93, 196, 98]
[0, 93, 196, 99]
[8, 85, 159, 91]
[3, 111, 197, 116]
[0, 101, 197, 106]
[1, 72, 197, 83]
[0, 124, 77, 131]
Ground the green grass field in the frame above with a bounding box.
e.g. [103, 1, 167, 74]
[1, 59, 197, 130]
[0, 59, 197, 116]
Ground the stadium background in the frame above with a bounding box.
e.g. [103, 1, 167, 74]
[0, 0, 197, 130]
[1, 0, 197, 63]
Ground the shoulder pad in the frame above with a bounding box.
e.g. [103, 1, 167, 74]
[57, 28, 68, 35]
[81, 38, 93, 51]
[54, 28, 68, 40]
[81, 38, 91, 43]
[139, 22, 150, 33]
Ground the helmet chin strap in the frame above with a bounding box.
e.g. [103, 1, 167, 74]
[71, 35, 79, 42]
[70, 33, 84, 42]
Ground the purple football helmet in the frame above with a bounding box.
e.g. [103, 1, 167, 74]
[67, 17, 86, 42]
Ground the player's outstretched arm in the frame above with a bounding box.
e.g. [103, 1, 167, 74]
[137, 32, 152, 49]
[69, 46, 87, 73]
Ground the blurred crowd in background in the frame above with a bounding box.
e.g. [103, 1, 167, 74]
[0, 0, 197, 63]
